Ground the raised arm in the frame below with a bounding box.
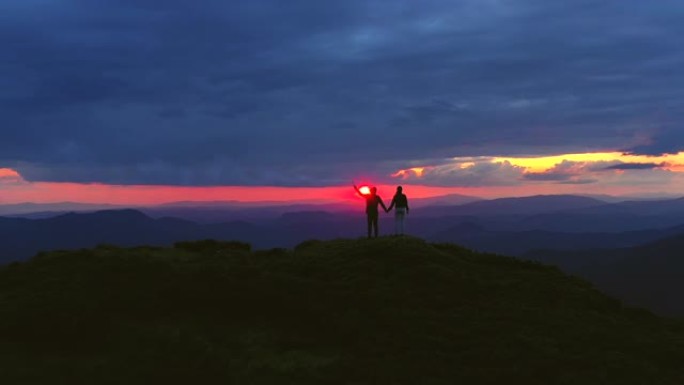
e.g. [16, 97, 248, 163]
[353, 184, 362, 196]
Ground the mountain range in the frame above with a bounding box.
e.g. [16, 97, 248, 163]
[526, 233, 684, 316]
[4, 194, 684, 317]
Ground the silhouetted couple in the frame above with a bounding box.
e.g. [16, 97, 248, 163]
[354, 185, 410, 238]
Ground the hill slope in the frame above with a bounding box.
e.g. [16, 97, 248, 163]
[430, 222, 684, 256]
[0, 237, 683, 384]
[526, 233, 684, 316]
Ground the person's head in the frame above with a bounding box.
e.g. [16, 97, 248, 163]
[371, 187, 377, 195]
[396, 185, 403, 194]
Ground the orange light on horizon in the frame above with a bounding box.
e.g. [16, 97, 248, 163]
[6, 154, 684, 207]
[662, 162, 684, 172]
[491, 152, 684, 173]
[0, 168, 21, 179]
[391, 167, 428, 179]
[391, 151, 684, 182]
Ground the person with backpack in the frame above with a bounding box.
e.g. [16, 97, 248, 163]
[387, 186, 409, 235]
[353, 184, 388, 238]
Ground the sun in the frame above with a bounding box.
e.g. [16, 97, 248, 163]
[358, 185, 371, 195]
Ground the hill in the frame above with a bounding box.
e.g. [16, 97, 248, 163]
[5, 204, 684, 265]
[0, 202, 122, 216]
[418, 195, 605, 217]
[431, 223, 684, 256]
[1, 237, 683, 384]
[0, 210, 270, 263]
[526, 233, 684, 316]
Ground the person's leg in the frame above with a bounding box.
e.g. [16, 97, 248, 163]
[372, 216, 379, 237]
[367, 215, 372, 238]
[401, 211, 405, 235]
[396, 208, 406, 235]
[398, 208, 406, 235]
[394, 210, 400, 235]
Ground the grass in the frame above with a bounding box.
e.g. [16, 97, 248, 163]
[0, 236, 682, 384]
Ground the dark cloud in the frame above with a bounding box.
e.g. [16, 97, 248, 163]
[2, 0, 684, 185]
[523, 173, 574, 182]
[624, 130, 684, 156]
[604, 163, 664, 170]
[559, 179, 599, 185]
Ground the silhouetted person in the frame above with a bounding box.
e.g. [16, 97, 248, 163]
[387, 185, 409, 235]
[354, 184, 388, 238]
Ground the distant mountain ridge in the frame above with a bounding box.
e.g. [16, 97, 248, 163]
[0, 202, 122, 216]
[4, 204, 684, 318]
[5, 193, 684, 264]
[526, 233, 684, 316]
[432, 224, 684, 256]
[0, 209, 364, 262]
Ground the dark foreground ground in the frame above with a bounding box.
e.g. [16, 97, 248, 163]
[0, 237, 683, 384]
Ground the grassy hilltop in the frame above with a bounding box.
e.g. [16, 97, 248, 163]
[0, 237, 683, 384]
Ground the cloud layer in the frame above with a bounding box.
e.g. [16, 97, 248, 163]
[2, 0, 684, 186]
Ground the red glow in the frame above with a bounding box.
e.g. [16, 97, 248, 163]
[0, 168, 22, 181]
[1, 167, 677, 205]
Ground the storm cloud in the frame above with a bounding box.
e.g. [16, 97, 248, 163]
[2, 0, 684, 185]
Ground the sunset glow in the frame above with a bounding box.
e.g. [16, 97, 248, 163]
[0, 168, 21, 180]
[0, 168, 486, 205]
[490, 152, 684, 173]
[391, 151, 684, 183]
[4, 151, 684, 208]
[392, 167, 429, 179]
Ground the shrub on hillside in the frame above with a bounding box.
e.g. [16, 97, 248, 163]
[173, 239, 251, 253]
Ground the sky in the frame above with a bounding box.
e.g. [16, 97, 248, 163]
[2, 0, 684, 204]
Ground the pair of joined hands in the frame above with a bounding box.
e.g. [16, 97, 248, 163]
[384, 208, 409, 214]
